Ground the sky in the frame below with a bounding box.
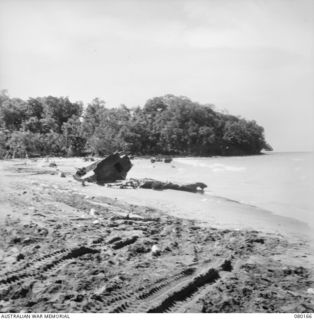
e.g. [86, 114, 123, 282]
[0, 0, 313, 151]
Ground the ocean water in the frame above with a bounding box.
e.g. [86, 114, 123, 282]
[175, 152, 314, 228]
[130, 152, 314, 231]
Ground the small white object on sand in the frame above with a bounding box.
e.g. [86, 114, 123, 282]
[93, 219, 100, 224]
[151, 244, 161, 256]
[307, 288, 314, 295]
[90, 208, 96, 216]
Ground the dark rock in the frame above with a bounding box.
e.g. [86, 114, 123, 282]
[16, 253, 25, 261]
[221, 260, 233, 272]
[49, 162, 57, 167]
[11, 237, 22, 244]
[73, 294, 84, 302]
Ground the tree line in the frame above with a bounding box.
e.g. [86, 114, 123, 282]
[0, 90, 272, 158]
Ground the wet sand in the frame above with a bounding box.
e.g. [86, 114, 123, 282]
[0, 158, 313, 313]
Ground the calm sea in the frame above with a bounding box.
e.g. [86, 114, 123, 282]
[175, 152, 314, 229]
[130, 152, 314, 232]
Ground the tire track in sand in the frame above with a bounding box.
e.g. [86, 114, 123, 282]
[0, 247, 100, 289]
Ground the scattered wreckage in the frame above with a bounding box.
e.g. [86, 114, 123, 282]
[151, 156, 173, 163]
[74, 153, 206, 193]
[108, 178, 207, 193]
[74, 153, 132, 185]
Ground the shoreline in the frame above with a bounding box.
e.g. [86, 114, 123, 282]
[0, 158, 313, 312]
[2, 157, 312, 237]
[130, 155, 314, 233]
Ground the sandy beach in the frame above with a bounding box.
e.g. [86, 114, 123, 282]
[0, 157, 313, 313]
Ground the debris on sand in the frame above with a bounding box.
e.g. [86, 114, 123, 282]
[140, 180, 207, 193]
[73, 154, 204, 193]
[307, 288, 314, 295]
[151, 157, 161, 163]
[221, 259, 233, 272]
[164, 156, 173, 163]
[84, 157, 95, 162]
[151, 156, 173, 163]
[89, 208, 97, 216]
[74, 153, 132, 185]
[151, 244, 161, 257]
[107, 179, 207, 193]
[48, 162, 57, 168]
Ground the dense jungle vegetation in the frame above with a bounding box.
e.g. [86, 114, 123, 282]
[0, 90, 272, 158]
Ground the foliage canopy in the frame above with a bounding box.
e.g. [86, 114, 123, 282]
[0, 91, 272, 158]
